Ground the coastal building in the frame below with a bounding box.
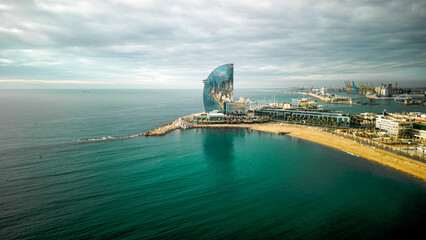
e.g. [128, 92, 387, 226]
[374, 86, 381, 94]
[283, 103, 292, 109]
[235, 97, 255, 110]
[375, 115, 413, 138]
[375, 83, 393, 97]
[193, 111, 267, 124]
[412, 124, 426, 143]
[360, 112, 378, 125]
[224, 102, 246, 115]
[291, 99, 300, 108]
[255, 108, 350, 124]
[202, 64, 234, 113]
[291, 98, 317, 109]
[206, 111, 226, 123]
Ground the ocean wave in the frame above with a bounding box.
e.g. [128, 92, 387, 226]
[341, 150, 360, 157]
[75, 133, 144, 142]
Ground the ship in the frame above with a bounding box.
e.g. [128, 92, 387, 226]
[394, 94, 412, 103]
[366, 93, 380, 99]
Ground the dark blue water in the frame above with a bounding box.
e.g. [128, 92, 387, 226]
[1, 90, 425, 239]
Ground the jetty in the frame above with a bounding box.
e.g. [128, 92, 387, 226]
[143, 118, 191, 136]
[142, 114, 251, 136]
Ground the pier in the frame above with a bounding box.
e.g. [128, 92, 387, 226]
[143, 118, 192, 136]
[142, 118, 251, 136]
[304, 92, 361, 105]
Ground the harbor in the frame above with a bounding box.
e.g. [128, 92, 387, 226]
[303, 92, 360, 105]
[3, 1, 426, 239]
[139, 64, 426, 181]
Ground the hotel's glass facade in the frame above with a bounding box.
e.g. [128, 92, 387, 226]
[203, 64, 234, 113]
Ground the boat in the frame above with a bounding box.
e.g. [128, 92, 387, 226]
[366, 94, 380, 99]
[152, 90, 160, 93]
[394, 94, 412, 103]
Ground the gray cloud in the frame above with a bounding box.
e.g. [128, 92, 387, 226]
[0, 0, 425, 88]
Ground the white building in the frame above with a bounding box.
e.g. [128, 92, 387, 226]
[282, 103, 292, 109]
[375, 115, 413, 138]
[379, 83, 393, 97]
[256, 109, 350, 124]
[291, 99, 300, 108]
[413, 128, 426, 143]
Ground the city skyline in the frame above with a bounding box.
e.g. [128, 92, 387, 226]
[1, 0, 425, 89]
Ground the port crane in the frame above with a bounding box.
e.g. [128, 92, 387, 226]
[344, 81, 352, 93]
[352, 81, 359, 94]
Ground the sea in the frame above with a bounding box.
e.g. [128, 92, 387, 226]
[1, 89, 426, 239]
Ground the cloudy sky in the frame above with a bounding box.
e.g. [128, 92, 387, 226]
[0, 0, 425, 89]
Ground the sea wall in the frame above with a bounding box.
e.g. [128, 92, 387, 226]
[142, 119, 251, 136]
[143, 118, 191, 136]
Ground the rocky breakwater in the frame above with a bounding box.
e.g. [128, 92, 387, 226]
[142, 112, 254, 136]
[143, 117, 194, 136]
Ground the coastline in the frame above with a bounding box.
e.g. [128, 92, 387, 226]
[248, 123, 426, 181]
[144, 120, 426, 181]
[142, 112, 426, 181]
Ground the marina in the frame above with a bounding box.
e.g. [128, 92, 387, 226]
[137, 63, 426, 181]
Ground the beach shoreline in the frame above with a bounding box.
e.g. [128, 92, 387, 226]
[143, 118, 426, 181]
[248, 123, 426, 181]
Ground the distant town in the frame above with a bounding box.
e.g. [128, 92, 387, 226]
[299, 81, 426, 105]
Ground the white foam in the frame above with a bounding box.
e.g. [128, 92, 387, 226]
[341, 150, 359, 157]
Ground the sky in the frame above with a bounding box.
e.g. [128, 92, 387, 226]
[0, 0, 425, 89]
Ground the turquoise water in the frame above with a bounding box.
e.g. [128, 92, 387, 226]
[1, 90, 426, 239]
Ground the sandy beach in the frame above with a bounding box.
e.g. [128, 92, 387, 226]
[145, 120, 426, 181]
[248, 123, 426, 181]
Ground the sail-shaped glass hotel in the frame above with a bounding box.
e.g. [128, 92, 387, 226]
[203, 64, 234, 113]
